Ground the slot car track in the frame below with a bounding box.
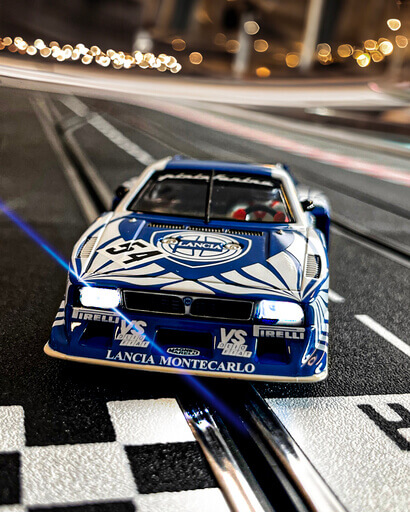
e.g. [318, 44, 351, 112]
[0, 84, 409, 512]
[32, 91, 347, 512]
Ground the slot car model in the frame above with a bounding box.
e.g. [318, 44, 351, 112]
[45, 157, 330, 382]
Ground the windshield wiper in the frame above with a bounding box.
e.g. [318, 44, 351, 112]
[205, 170, 215, 224]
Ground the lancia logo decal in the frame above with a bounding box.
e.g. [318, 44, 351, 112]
[153, 231, 251, 268]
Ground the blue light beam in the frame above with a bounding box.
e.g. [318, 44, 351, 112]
[0, 198, 247, 430]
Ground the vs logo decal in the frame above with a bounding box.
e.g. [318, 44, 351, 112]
[217, 328, 252, 358]
[115, 320, 149, 347]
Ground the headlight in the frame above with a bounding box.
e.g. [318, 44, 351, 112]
[255, 300, 304, 326]
[79, 287, 121, 309]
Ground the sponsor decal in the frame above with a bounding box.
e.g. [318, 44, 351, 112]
[217, 328, 252, 358]
[106, 350, 155, 365]
[158, 172, 209, 182]
[253, 325, 305, 339]
[115, 320, 149, 348]
[153, 231, 250, 267]
[100, 239, 163, 267]
[72, 309, 120, 323]
[167, 347, 201, 356]
[214, 173, 272, 187]
[105, 350, 256, 374]
[157, 172, 272, 187]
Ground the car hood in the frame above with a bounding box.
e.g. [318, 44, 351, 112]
[75, 214, 309, 299]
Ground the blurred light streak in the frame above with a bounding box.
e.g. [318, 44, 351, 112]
[0, 198, 248, 431]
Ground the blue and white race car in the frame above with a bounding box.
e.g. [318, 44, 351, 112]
[45, 157, 330, 382]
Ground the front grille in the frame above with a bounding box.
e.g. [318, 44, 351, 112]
[124, 291, 184, 315]
[191, 298, 253, 320]
[123, 291, 253, 321]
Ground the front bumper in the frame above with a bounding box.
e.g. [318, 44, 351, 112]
[47, 305, 328, 382]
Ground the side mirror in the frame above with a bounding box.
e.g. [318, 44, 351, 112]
[301, 199, 314, 211]
[112, 185, 129, 210]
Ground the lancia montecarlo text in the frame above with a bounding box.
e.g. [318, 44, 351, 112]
[45, 157, 330, 382]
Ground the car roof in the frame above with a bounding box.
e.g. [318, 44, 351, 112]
[164, 158, 284, 178]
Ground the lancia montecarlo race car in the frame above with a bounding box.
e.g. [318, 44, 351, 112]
[45, 157, 330, 382]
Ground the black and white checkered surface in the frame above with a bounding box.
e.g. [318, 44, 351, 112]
[0, 398, 229, 512]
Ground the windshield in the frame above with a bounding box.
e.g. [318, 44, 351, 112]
[129, 170, 293, 223]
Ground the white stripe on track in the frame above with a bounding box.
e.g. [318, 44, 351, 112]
[356, 315, 410, 358]
[60, 97, 154, 166]
[30, 97, 99, 224]
[328, 289, 345, 303]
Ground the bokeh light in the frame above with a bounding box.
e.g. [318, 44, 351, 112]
[379, 40, 394, 55]
[317, 43, 331, 57]
[352, 49, 363, 60]
[214, 33, 226, 46]
[285, 52, 300, 68]
[256, 66, 270, 77]
[172, 38, 186, 51]
[356, 53, 371, 67]
[189, 51, 203, 64]
[254, 39, 268, 52]
[387, 19, 401, 31]
[396, 35, 408, 48]
[337, 44, 353, 58]
[226, 39, 240, 53]
[371, 51, 384, 63]
[364, 40, 377, 51]
[0, 35, 182, 73]
[244, 21, 260, 35]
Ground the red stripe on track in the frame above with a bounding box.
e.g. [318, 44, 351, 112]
[137, 99, 410, 187]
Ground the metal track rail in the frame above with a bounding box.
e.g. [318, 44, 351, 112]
[179, 398, 273, 512]
[242, 388, 348, 512]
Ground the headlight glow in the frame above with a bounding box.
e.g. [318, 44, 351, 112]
[255, 300, 304, 326]
[79, 287, 121, 309]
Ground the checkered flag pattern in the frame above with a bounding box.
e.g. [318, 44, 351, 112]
[0, 399, 229, 512]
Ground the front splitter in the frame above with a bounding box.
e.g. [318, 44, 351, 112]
[44, 342, 328, 383]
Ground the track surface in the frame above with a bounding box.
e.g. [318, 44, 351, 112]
[0, 84, 409, 512]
